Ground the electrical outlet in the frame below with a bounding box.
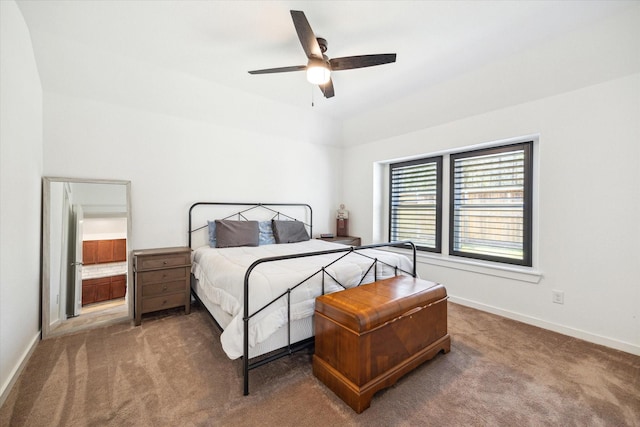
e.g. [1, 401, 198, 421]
[552, 290, 564, 304]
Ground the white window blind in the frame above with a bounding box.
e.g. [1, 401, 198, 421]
[389, 157, 442, 251]
[450, 142, 532, 266]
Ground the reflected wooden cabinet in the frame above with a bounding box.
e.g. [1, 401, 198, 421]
[97, 240, 113, 263]
[83, 241, 98, 264]
[113, 239, 126, 262]
[110, 274, 127, 299]
[82, 274, 127, 306]
[83, 239, 127, 265]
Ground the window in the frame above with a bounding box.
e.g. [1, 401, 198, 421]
[389, 157, 442, 252]
[450, 142, 532, 266]
[386, 139, 534, 268]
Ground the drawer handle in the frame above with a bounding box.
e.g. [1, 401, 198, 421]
[163, 261, 168, 265]
[163, 285, 168, 290]
[162, 299, 168, 305]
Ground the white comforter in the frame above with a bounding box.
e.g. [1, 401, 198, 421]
[191, 239, 413, 359]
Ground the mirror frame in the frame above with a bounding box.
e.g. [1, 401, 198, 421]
[41, 176, 133, 338]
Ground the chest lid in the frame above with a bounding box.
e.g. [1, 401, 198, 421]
[315, 275, 447, 333]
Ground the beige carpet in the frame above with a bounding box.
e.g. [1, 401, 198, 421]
[2, 302, 639, 426]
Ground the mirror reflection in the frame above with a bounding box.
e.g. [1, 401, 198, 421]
[42, 177, 132, 338]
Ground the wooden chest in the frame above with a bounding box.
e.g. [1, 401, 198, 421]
[313, 275, 450, 413]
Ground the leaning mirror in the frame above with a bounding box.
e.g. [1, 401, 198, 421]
[41, 177, 132, 338]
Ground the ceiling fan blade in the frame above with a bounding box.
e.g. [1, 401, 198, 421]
[248, 65, 307, 75]
[329, 54, 397, 71]
[319, 79, 335, 98]
[290, 10, 322, 59]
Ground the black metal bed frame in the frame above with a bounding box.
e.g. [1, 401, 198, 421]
[188, 202, 417, 396]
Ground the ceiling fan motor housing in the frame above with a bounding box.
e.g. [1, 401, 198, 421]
[316, 37, 328, 53]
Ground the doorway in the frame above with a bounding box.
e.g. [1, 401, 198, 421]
[62, 215, 128, 332]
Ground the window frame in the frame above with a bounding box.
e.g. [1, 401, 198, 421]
[388, 156, 443, 253]
[448, 141, 533, 267]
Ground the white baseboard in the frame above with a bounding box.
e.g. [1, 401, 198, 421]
[448, 296, 640, 356]
[0, 331, 40, 407]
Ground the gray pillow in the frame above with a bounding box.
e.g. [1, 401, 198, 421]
[272, 220, 310, 244]
[215, 220, 259, 248]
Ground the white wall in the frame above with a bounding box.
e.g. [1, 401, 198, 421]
[70, 181, 128, 213]
[83, 218, 127, 241]
[342, 3, 640, 355]
[32, 10, 345, 249]
[342, 73, 640, 354]
[42, 92, 344, 250]
[0, 0, 43, 401]
[342, 5, 640, 147]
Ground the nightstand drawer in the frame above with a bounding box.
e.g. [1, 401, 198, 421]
[141, 280, 186, 297]
[137, 267, 189, 285]
[137, 253, 190, 270]
[142, 292, 185, 313]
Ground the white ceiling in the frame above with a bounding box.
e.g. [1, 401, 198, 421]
[16, 0, 636, 120]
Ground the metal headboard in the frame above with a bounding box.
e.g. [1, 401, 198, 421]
[188, 202, 312, 248]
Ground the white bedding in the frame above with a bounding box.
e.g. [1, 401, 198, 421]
[191, 239, 413, 359]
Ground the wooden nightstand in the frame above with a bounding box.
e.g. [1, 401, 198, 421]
[133, 247, 191, 326]
[318, 236, 361, 246]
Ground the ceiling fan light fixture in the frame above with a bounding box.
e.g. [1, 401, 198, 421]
[306, 58, 331, 84]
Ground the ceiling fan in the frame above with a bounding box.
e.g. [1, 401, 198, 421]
[248, 10, 397, 99]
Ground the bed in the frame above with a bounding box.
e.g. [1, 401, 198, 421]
[188, 202, 416, 395]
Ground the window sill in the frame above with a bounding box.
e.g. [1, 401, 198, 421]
[387, 248, 542, 283]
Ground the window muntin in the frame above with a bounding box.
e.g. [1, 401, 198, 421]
[389, 157, 442, 252]
[449, 142, 532, 266]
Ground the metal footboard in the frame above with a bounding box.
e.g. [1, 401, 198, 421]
[241, 241, 417, 395]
